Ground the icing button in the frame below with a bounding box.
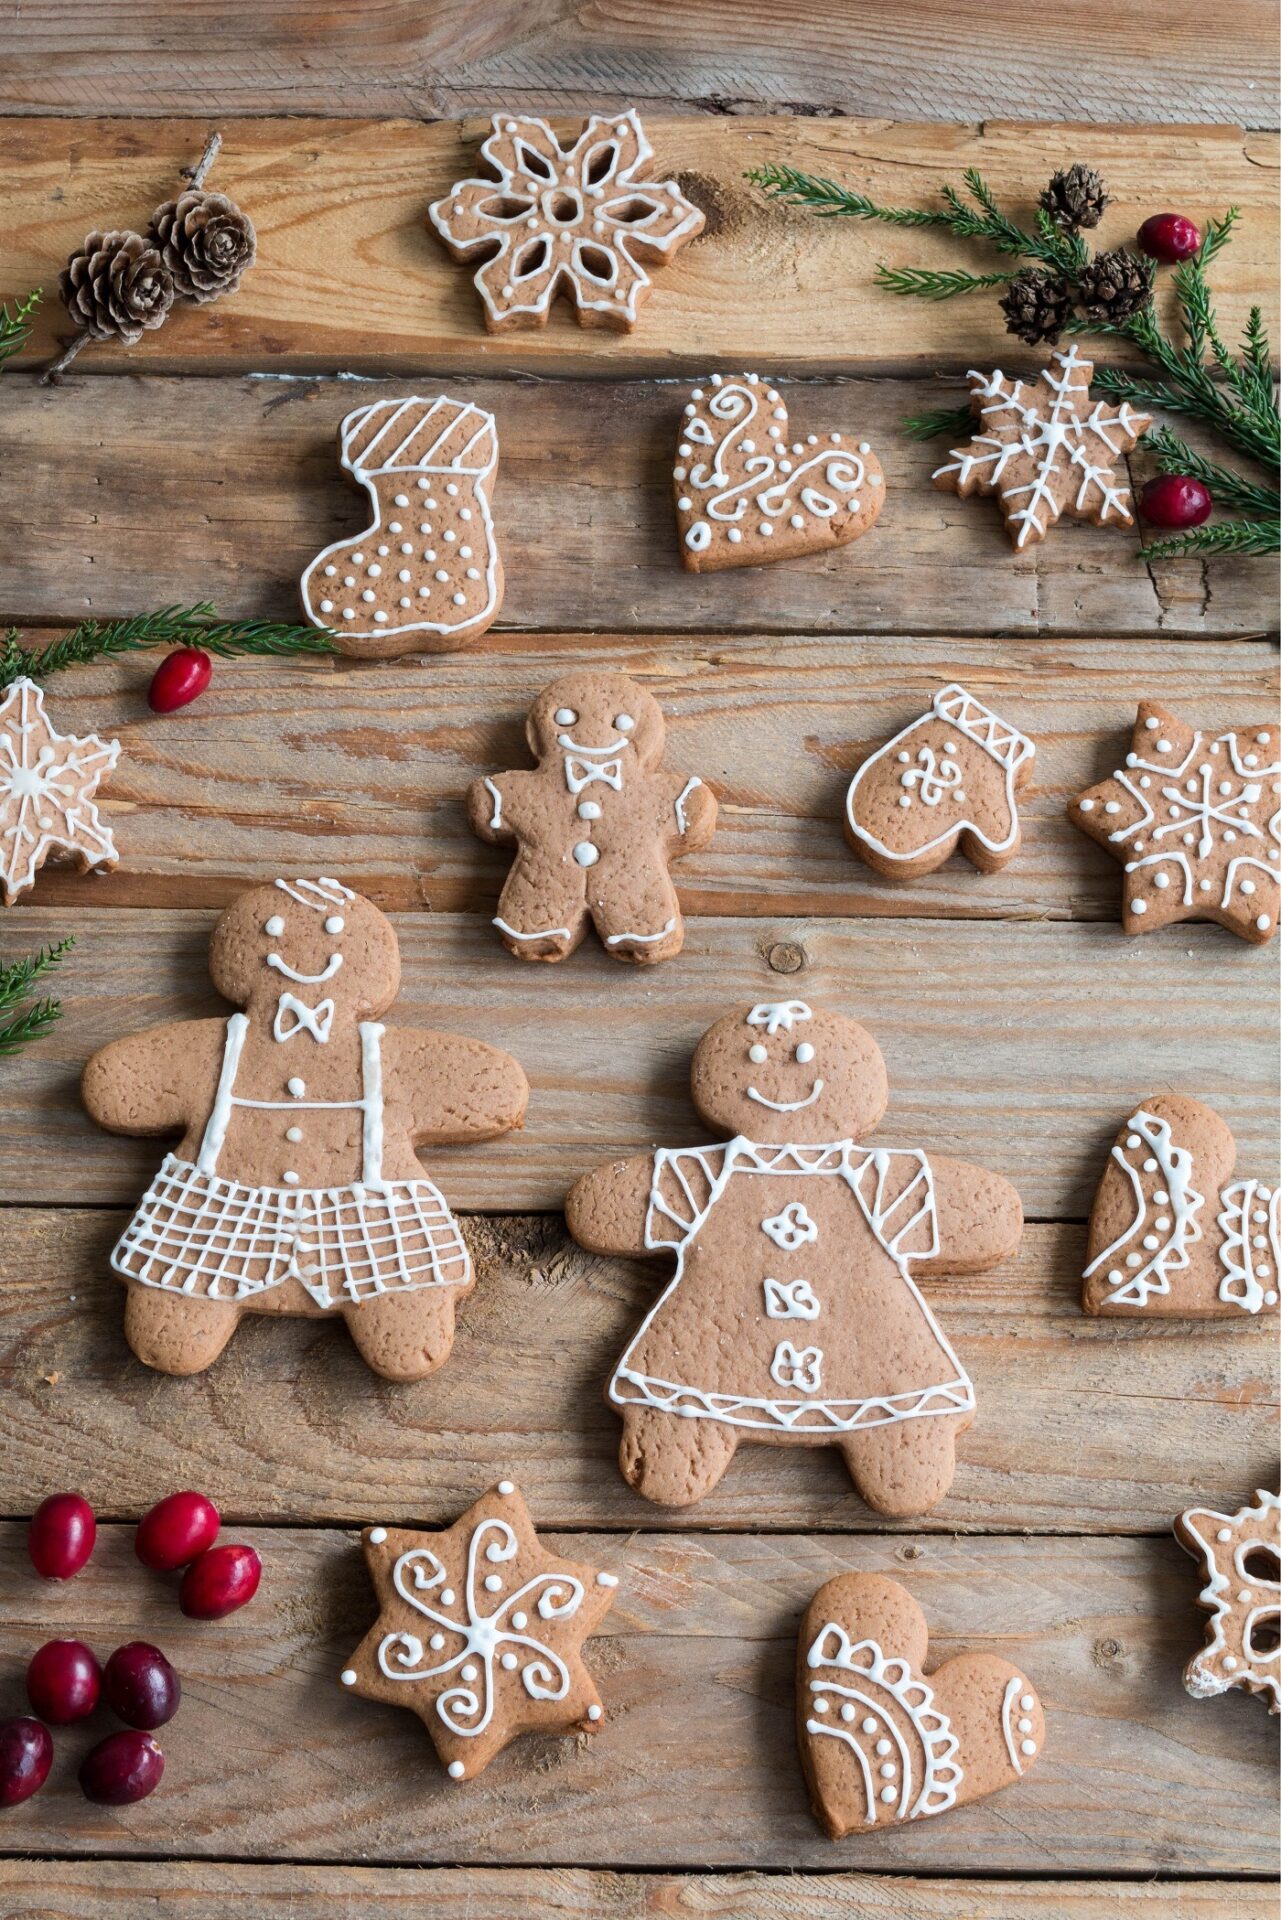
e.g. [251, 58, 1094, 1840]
[573, 841, 599, 867]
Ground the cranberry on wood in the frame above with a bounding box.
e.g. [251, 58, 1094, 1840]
[28, 1493, 96, 1580]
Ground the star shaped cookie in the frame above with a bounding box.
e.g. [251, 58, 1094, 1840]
[1175, 1490, 1279, 1713]
[0, 676, 120, 904]
[340, 1482, 619, 1780]
[1068, 702, 1280, 944]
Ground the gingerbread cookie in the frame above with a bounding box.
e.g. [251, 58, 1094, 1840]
[1175, 1490, 1279, 1713]
[932, 344, 1149, 549]
[844, 684, 1035, 880]
[468, 671, 717, 965]
[300, 395, 502, 658]
[566, 1000, 1022, 1513]
[340, 1481, 618, 1779]
[1083, 1094, 1279, 1317]
[428, 110, 703, 333]
[798, 1572, 1045, 1837]
[82, 878, 528, 1380]
[0, 677, 119, 904]
[1068, 701, 1279, 944]
[674, 374, 884, 571]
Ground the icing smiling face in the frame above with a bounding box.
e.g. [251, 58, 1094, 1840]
[526, 672, 665, 771]
[209, 878, 400, 1022]
[690, 1002, 890, 1145]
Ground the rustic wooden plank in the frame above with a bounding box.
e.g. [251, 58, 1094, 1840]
[0, 1525, 1273, 1873]
[3, 909, 1277, 1218]
[3, 374, 1277, 641]
[0, 0, 1275, 131]
[2, 119, 1276, 375]
[0, 1208, 1273, 1534]
[0, 1859, 1270, 1920]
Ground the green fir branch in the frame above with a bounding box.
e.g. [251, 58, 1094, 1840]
[1143, 424, 1281, 519]
[1139, 518, 1280, 561]
[902, 402, 975, 441]
[0, 936, 75, 1060]
[874, 265, 1011, 302]
[0, 996, 66, 1058]
[744, 164, 951, 226]
[0, 289, 40, 371]
[1, 604, 337, 689]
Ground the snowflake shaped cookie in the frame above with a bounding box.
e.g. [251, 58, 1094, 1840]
[1175, 1490, 1279, 1713]
[1069, 701, 1280, 944]
[0, 677, 120, 904]
[932, 344, 1150, 549]
[428, 109, 704, 332]
[340, 1482, 618, 1781]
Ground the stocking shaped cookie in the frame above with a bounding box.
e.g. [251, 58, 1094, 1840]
[845, 684, 1035, 880]
[798, 1572, 1045, 1837]
[468, 671, 717, 965]
[300, 395, 502, 658]
[674, 373, 884, 572]
[566, 1001, 1022, 1513]
[1176, 1491, 1279, 1713]
[82, 878, 527, 1380]
[1083, 1094, 1279, 1317]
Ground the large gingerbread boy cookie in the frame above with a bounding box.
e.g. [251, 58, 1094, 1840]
[82, 878, 528, 1380]
[468, 671, 717, 965]
[566, 1000, 1022, 1513]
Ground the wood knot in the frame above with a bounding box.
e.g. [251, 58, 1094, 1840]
[766, 941, 806, 974]
[674, 170, 733, 242]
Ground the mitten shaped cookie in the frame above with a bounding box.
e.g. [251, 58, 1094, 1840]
[468, 671, 717, 965]
[674, 373, 884, 572]
[1176, 1491, 1279, 1713]
[1083, 1094, 1279, 1317]
[300, 395, 503, 658]
[566, 1000, 1022, 1513]
[845, 684, 1035, 880]
[798, 1572, 1045, 1837]
[82, 878, 528, 1380]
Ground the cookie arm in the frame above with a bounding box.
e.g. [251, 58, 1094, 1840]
[566, 1154, 655, 1257]
[81, 1020, 226, 1136]
[670, 773, 718, 852]
[916, 1156, 1024, 1275]
[393, 1030, 529, 1144]
[467, 772, 516, 845]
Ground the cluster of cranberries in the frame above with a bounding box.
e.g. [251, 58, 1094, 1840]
[0, 1490, 261, 1810]
[1133, 210, 1215, 535]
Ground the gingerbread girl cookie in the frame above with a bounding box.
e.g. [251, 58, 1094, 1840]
[82, 878, 528, 1380]
[1176, 1490, 1279, 1713]
[566, 1001, 1023, 1513]
[468, 671, 717, 965]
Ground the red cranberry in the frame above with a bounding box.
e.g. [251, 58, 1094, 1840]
[135, 1490, 221, 1572]
[179, 1542, 261, 1619]
[1141, 473, 1213, 529]
[28, 1492, 96, 1580]
[78, 1729, 164, 1805]
[1137, 212, 1202, 264]
[0, 1718, 53, 1806]
[103, 1642, 181, 1730]
[26, 1639, 101, 1724]
[148, 647, 212, 714]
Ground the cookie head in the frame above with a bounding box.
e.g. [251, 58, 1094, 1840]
[526, 673, 665, 770]
[690, 1002, 889, 1143]
[209, 878, 400, 1018]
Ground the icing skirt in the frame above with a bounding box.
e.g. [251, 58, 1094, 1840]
[111, 1153, 471, 1310]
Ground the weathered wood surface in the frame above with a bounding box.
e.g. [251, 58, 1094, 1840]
[1, 1208, 1274, 1532]
[3, 120, 1276, 376]
[0, 1526, 1273, 1873]
[4, 909, 1278, 1216]
[4, 373, 1278, 641]
[1, 0, 1276, 132]
[0, 1860, 1271, 1920]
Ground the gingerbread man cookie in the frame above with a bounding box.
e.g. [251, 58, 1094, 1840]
[468, 671, 717, 965]
[1083, 1094, 1279, 1318]
[566, 1001, 1022, 1513]
[798, 1572, 1045, 1837]
[844, 684, 1035, 880]
[674, 373, 884, 571]
[1176, 1490, 1279, 1713]
[82, 878, 528, 1380]
[300, 395, 502, 658]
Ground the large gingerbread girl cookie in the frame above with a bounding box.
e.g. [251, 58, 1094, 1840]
[468, 671, 717, 965]
[82, 878, 528, 1380]
[566, 1000, 1022, 1513]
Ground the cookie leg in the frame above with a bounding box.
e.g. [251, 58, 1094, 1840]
[619, 1408, 739, 1505]
[342, 1287, 460, 1382]
[123, 1283, 242, 1376]
[493, 852, 587, 963]
[838, 1413, 966, 1517]
[590, 863, 684, 965]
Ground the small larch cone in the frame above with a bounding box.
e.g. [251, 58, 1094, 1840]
[148, 189, 256, 304]
[1039, 164, 1110, 232]
[1077, 248, 1154, 324]
[59, 229, 174, 344]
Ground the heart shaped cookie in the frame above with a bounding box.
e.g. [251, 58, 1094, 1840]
[674, 373, 884, 572]
[797, 1572, 1044, 1838]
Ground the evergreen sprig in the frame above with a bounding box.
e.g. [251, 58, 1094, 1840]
[0, 603, 337, 689]
[0, 290, 40, 372]
[0, 937, 74, 1059]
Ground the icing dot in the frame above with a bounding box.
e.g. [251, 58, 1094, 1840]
[596, 1572, 619, 1587]
[861, 1717, 878, 1734]
[728, 528, 742, 543]
[796, 1042, 815, 1064]
[368, 1527, 387, 1544]
[1142, 1234, 1160, 1250]
[1144, 716, 1160, 729]
[1020, 1695, 1034, 1712]
[374, 611, 388, 624]
[441, 1588, 455, 1606]
[813, 1697, 831, 1714]
[574, 841, 599, 867]
[394, 494, 409, 507]
[361, 589, 376, 603]
[461, 1664, 478, 1683]
[1132, 900, 1148, 915]
[880, 1786, 896, 1802]
[760, 522, 773, 536]
[1017, 1717, 1032, 1733]
[282, 1171, 299, 1185]
[587, 1704, 602, 1721]
[435, 570, 449, 582]
[577, 800, 602, 821]
[389, 523, 402, 534]
[840, 1704, 855, 1722]
[498, 1479, 514, 1494]
[340, 1669, 357, 1685]
[418, 587, 430, 598]
[448, 1761, 465, 1779]
[1217, 1528, 1232, 1541]
[429, 1632, 445, 1650]
[1154, 874, 1169, 889]
[323, 565, 336, 576]
[288, 1078, 305, 1097]
[1239, 1590, 1253, 1604]
[1241, 880, 1256, 895]
[286, 1126, 303, 1143]
[265, 914, 285, 936]
[1020, 1739, 1037, 1756]
[1157, 740, 1172, 753]
[1155, 1215, 1170, 1230]
[398, 570, 411, 583]
[501, 1652, 518, 1670]
[512, 1611, 527, 1630]
[859, 440, 871, 454]
[319, 600, 334, 614]
[352, 552, 364, 564]
[1143, 1158, 1158, 1173]
[789, 513, 804, 529]
[875, 1738, 891, 1755]
[452, 593, 466, 606]
[677, 496, 692, 511]
[555, 709, 576, 725]
[1257, 916, 1271, 931]
[1224, 1655, 1238, 1670]
[1079, 798, 1094, 812]
[484, 1574, 502, 1592]
[879, 1762, 895, 1778]
[1104, 802, 1121, 815]
[749, 1044, 767, 1064]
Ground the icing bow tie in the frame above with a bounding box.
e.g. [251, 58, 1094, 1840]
[563, 755, 624, 796]
[273, 992, 335, 1043]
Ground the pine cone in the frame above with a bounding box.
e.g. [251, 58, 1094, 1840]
[1039, 164, 1110, 232]
[999, 269, 1076, 346]
[59, 229, 174, 345]
[1077, 248, 1154, 324]
[148, 189, 256, 305]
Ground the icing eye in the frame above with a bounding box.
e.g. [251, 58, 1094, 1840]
[796, 1042, 815, 1064]
[614, 713, 635, 731]
[265, 915, 285, 937]
[554, 707, 577, 725]
[748, 1044, 768, 1064]
[324, 915, 345, 934]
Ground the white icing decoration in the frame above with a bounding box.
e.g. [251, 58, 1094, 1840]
[747, 1080, 824, 1113]
[605, 917, 677, 948]
[805, 1623, 962, 1822]
[267, 951, 343, 985]
[265, 915, 285, 936]
[1000, 1675, 1032, 1775]
[494, 916, 573, 945]
[1084, 1107, 1203, 1308]
[0, 678, 120, 903]
[673, 776, 702, 834]
[746, 1001, 811, 1036]
[763, 1275, 821, 1320]
[1217, 1180, 1281, 1314]
[275, 877, 354, 912]
[1180, 1492, 1280, 1708]
[273, 993, 336, 1044]
[761, 1201, 819, 1252]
